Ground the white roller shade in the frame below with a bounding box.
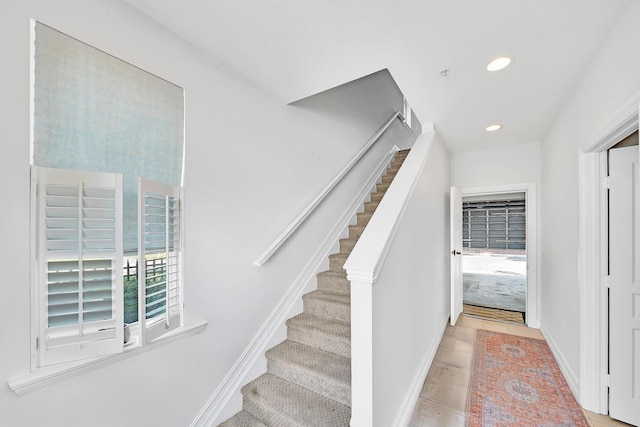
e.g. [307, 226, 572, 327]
[32, 21, 184, 253]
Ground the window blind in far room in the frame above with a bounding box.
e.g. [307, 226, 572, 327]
[32, 21, 184, 253]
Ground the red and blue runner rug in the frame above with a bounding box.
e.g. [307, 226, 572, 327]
[466, 329, 589, 426]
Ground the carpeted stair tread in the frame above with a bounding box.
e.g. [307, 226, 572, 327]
[348, 224, 366, 240]
[219, 410, 267, 427]
[266, 340, 351, 406]
[376, 182, 391, 192]
[242, 373, 351, 427]
[328, 253, 349, 270]
[339, 237, 358, 253]
[318, 269, 347, 279]
[317, 270, 349, 294]
[286, 313, 350, 358]
[303, 290, 350, 323]
[221, 149, 410, 425]
[370, 192, 384, 203]
[356, 212, 374, 226]
[364, 201, 379, 213]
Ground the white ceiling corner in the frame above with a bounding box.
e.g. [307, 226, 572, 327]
[122, 0, 631, 153]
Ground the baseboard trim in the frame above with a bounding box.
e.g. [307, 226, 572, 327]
[191, 146, 399, 427]
[540, 325, 580, 402]
[392, 316, 448, 427]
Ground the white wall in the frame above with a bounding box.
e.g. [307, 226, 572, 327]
[371, 135, 450, 426]
[0, 1, 418, 426]
[450, 141, 540, 189]
[539, 0, 640, 396]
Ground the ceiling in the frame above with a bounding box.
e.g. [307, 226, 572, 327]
[122, 0, 630, 153]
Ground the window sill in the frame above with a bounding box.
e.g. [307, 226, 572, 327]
[8, 318, 207, 397]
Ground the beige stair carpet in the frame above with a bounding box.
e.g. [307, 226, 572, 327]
[220, 150, 409, 427]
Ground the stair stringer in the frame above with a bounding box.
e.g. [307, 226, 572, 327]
[191, 145, 401, 427]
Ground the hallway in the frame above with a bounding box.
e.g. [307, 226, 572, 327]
[408, 316, 632, 427]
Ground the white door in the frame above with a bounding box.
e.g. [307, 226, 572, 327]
[609, 145, 640, 426]
[450, 187, 463, 325]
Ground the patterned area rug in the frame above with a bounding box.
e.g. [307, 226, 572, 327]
[466, 330, 588, 426]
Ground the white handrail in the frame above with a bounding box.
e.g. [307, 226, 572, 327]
[253, 110, 405, 266]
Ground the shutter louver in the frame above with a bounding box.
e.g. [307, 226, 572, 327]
[138, 179, 182, 344]
[35, 167, 124, 366]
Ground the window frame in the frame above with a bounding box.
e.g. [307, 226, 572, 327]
[12, 20, 206, 396]
[14, 168, 204, 396]
[31, 166, 125, 369]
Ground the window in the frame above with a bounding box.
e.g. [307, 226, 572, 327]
[138, 179, 183, 344]
[30, 21, 185, 370]
[462, 196, 526, 250]
[32, 167, 124, 366]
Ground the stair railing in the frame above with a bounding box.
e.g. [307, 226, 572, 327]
[253, 110, 410, 266]
[344, 132, 435, 426]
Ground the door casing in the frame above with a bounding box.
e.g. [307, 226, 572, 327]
[453, 183, 539, 328]
[578, 98, 639, 414]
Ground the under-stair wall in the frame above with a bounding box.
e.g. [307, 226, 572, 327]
[198, 129, 420, 425]
[345, 132, 451, 427]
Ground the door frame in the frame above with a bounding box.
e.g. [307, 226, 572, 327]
[457, 183, 539, 328]
[578, 98, 639, 414]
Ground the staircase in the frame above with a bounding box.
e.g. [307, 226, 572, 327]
[220, 150, 410, 427]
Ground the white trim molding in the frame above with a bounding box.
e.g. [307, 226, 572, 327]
[578, 98, 639, 414]
[459, 182, 539, 328]
[541, 325, 580, 399]
[8, 318, 207, 397]
[583, 93, 640, 153]
[192, 146, 400, 427]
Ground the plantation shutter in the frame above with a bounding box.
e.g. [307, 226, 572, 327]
[34, 166, 124, 366]
[138, 178, 182, 344]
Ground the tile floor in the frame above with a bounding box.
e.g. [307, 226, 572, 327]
[408, 315, 633, 427]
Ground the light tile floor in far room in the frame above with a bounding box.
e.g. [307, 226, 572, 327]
[408, 315, 634, 427]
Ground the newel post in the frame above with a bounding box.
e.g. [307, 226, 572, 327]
[345, 266, 376, 427]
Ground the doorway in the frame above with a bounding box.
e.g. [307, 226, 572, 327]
[462, 193, 527, 323]
[606, 135, 639, 426]
[578, 104, 639, 418]
[450, 183, 539, 329]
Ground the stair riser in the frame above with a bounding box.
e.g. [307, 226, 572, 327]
[356, 213, 373, 227]
[376, 183, 390, 192]
[340, 239, 357, 252]
[303, 298, 350, 323]
[364, 203, 378, 213]
[220, 411, 266, 427]
[267, 359, 351, 407]
[381, 175, 395, 184]
[317, 277, 350, 294]
[329, 257, 347, 271]
[287, 328, 350, 359]
[241, 375, 351, 427]
[348, 225, 365, 240]
[243, 396, 299, 427]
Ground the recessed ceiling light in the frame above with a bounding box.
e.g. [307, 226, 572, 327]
[486, 56, 512, 72]
[485, 124, 503, 132]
